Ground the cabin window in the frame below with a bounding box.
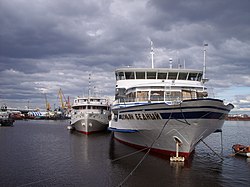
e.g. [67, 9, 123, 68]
[147, 72, 156, 79]
[114, 114, 118, 122]
[178, 72, 188, 80]
[73, 106, 81, 110]
[125, 72, 135, 79]
[126, 92, 136, 102]
[158, 72, 167, 79]
[182, 90, 196, 100]
[197, 73, 202, 81]
[136, 72, 145, 79]
[115, 88, 126, 100]
[116, 72, 125, 80]
[188, 73, 198, 81]
[191, 91, 196, 98]
[197, 91, 207, 98]
[168, 72, 178, 80]
[137, 91, 149, 101]
[150, 91, 164, 101]
[165, 91, 181, 102]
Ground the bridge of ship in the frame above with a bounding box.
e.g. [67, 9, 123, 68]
[115, 68, 207, 103]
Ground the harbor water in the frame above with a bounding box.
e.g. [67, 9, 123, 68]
[0, 120, 249, 187]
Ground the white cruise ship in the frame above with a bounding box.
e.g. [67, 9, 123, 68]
[70, 96, 111, 134]
[108, 43, 234, 158]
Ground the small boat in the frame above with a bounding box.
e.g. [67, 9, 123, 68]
[0, 104, 15, 126]
[232, 144, 250, 157]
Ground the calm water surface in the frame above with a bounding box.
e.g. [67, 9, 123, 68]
[0, 120, 249, 187]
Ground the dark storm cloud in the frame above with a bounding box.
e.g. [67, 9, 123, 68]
[0, 0, 249, 110]
[146, 0, 250, 50]
[147, 0, 250, 28]
[0, 0, 112, 59]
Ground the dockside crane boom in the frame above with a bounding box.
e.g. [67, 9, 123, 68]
[44, 93, 51, 111]
[58, 88, 71, 109]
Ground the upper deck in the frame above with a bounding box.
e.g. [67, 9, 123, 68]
[115, 68, 203, 81]
[115, 68, 206, 91]
[72, 97, 108, 108]
[114, 68, 208, 102]
[113, 44, 210, 104]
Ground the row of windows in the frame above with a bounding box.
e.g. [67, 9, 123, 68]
[116, 71, 202, 81]
[73, 106, 109, 110]
[122, 90, 206, 102]
[74, 99, 107, 105]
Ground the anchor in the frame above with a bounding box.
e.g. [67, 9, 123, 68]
[170, 136, 185, 162]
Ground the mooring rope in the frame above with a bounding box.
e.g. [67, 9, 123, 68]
[179, 101, 226, 160]
[117, 147, 151, 187]
[200, 139, 224, 161]
[16, 177, 55, 187]
[111, 147, 149, 162]
[179, 102, 191, 125]
[116, 112, 172, 187]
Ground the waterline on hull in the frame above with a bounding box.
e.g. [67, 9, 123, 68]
[113, 135, 192, 158]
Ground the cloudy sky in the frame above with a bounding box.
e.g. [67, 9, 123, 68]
[0, 0, 250, 112]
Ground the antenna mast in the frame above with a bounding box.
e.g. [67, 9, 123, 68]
[88, 73, 91, 99]
[202, 43, 209, 84]
[150, 41, 154, 68]
[203, 43, 208, 79]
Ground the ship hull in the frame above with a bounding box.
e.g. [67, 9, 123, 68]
[109, 99, 233, 158]
[0, 119, 14, 126]
[0, 112, 14, 126]
[71, 113, 109, 135]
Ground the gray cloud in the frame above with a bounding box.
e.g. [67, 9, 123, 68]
[0, 0, 250, 111]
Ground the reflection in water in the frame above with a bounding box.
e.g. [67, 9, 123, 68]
[109, 132, 193, 165]
[0, 120, 249, 187]
[70, 131, 90, 163]
[109, 133, 198, 186]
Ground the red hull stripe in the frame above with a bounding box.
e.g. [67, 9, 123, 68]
[75, 129, 105, 135]
[114, 136, 192, 158]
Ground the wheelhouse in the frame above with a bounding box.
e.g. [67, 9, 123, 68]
[72, 97, 110, 111]
[114, 68, 207, 104]
[115, 69, 203, 81]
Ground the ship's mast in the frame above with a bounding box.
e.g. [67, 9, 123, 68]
[203, 43, 208, 79]
[202, 43, 209, 84]
[150, 41, 154, 68]
[88, 73, 91, 100]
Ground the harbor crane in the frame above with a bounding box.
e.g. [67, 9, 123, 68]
[58, 88, 71, 110]
[44, 93, 51, 111]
